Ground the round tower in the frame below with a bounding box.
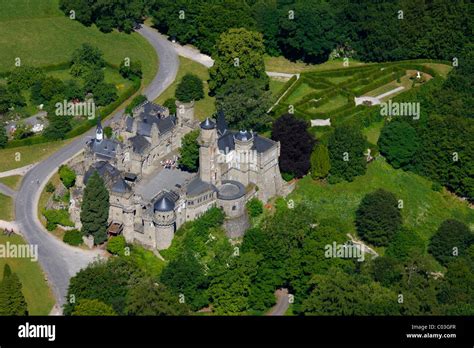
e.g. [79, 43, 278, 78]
[153, 196, 176, 250]
[233, 130, 254, 170]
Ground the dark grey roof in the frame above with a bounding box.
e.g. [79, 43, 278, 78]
[217, 180, 246, 200]
[125, 116, 133, 132]
[186, 177, 217, 197]
[84, 161, 119, 185]
[234, 130, 253, 142]
[217, 132, 235, 152]
[129, 134, 150, 154]
[154, 195, 175, 212]
[252, 134, 275, 153]
[137, 115, 176, 136]
[200, 117, 216, 130]
[88, 138, 119, 158]
[217, 131, 276, 154]
[217, 110, 227, 136]
[111, 178, 131, 193]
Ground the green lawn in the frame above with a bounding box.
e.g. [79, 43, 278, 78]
[289, 159, 474, 243]
[0, 193, 14, 220]
[155, 56, 215, 121]
[310, 94, 349, 114]
[362, 120, 385, 145]
[0, 175, 22, 190]
[269, 78, 287, 97]
[0, 233, 56, 315]
[285, 83, 320, 105]
[264, 55, 367, 74]
[0, 0, 157, 86]
[0, 139, 71, 172]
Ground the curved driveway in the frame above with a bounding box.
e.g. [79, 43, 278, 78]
[14, 26, 179, 311]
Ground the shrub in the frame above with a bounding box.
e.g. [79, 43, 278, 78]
[46, 182, 56, 193]
[246, 198, 264, 217]
[58, 165, 76, 189]
[63, 230, 83, 246]
[107, 236, 127, 255]
[429, 220, 473, 266]
[386, 228, 425, 260]
[103, 126, 113, 139]
[163, 98, 177, 114]
[43, 209, 74, 230]
[125, 94, 147, 115]
[355, 189, 402, 246]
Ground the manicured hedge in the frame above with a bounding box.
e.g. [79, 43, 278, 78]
[273, 75, 297, 102]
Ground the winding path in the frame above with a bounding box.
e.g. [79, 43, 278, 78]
[13, 26, 179, 311]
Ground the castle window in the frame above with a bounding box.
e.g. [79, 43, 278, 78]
[232, 206, 236, 211]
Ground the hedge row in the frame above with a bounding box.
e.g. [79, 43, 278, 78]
[273, 75, 297, 102]
[352, 70, 405, 95]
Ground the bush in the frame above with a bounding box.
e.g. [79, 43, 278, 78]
[119, 60, 142, 80]
[63, 230, 83, 246]
[58, 165, 76, 189]
[175, 73, 204, 102]
[125, 94, 147, 115]
[355, 189, 402, 247]
[246, 198, 264, 217]
[282, 172, 295, 182]
[107, 236, 127, 255]
[43, 209, 74, 230]
[429, 220, 473, 266]
[386, 228, 425, 260]
[46, 182, 56, 193]
[163, 98, 176, 114]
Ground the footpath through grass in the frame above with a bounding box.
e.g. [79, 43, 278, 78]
[0, 233, 56, 315]
[289, 158, 474, 242]
[0, 0, 157, 85]
[0, 175, 22, 190]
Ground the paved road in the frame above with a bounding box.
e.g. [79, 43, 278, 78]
[267, 288, 290, 316]
[13, 26, 179, 311]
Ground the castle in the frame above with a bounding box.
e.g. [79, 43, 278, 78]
[69, 100, 291, 250]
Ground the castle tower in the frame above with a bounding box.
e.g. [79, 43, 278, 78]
[95, 118, 103, 143]
[198, 118, 220, 185]
[153, 196, 176, 250]
[233, 130, 254, 184]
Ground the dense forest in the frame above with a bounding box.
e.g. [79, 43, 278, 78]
[58, 0, 471, 64]
[151, 0, 471, 63]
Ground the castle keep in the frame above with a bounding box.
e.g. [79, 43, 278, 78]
[70, 101, 291, 250]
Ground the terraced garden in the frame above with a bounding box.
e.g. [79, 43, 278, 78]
[271, 59, 452, 139]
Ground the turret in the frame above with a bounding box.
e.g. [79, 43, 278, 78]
[95, 118, 103, 142]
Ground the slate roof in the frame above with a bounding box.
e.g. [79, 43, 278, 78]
[128, 101, 176, 137]
[200, 117, 216, 130]
[234, 130, 253, 142]
[84, 161, 130, 194]
[129, 134, 150, 154]
[217, 131, 276, 154]
[216, 110, 227, 136]
[154, 195, 175, 212]
[88, 138, 119, 159]
[186, 177, 217, 197]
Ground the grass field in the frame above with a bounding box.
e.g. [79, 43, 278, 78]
[362, 120, 385, 145]
[289, 159, 474, 243]
[0, 233, 55, 315]
[264, 55, 367, 74]
[0, 175, 22, 190]
[269, 78, 287, 96]
[0, 0, 157, 86]
[0, 139, 71, 172]
[310, 94, 349, 114]
[285, 83, 320, 105]
[0, 193, 14, 220]
[155, 56, 215, 121]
